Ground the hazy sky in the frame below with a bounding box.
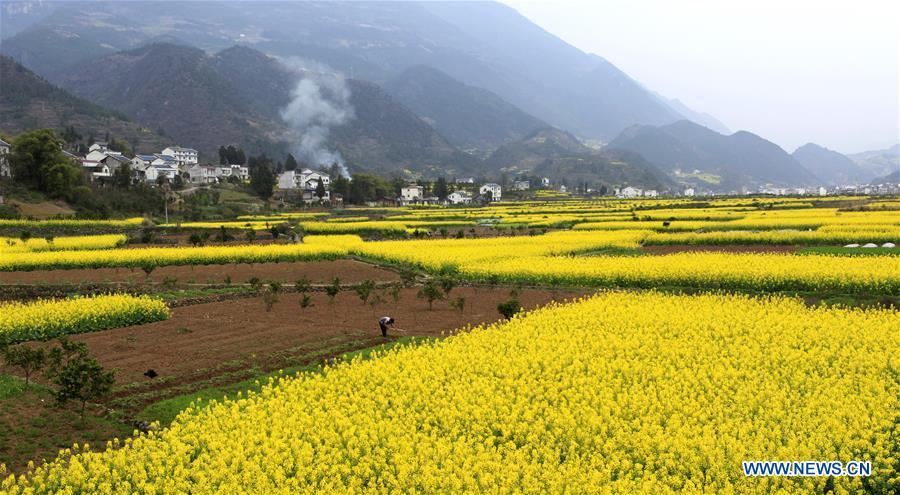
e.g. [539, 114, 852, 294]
[502, 0, 900, 153]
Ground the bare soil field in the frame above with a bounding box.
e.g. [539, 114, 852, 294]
[0, 260, 400, 285]
[642, 245, 798, 254]
[73, 286, 588, 407]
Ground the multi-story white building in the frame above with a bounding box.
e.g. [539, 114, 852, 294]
[145, 163, 180, 183]
[683, 188, 695, 197]
[512, 180, 530, 191]
[218, 164, 250, 181]
[161, 146, 199, 167]
[479, 183, 502, 201]
[447, 190, 472, 205]
[400, 184, 425, 202]
[617, 186, 642, 198]
[0, 138, 10, 178]
[278, 169, 330, 190]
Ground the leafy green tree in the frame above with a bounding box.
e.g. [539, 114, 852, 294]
[390, 176, 406, 197]
[315, 179, 327, 201]
[347, 173, 391, 204]
[60, 126, 82, 148]
[285, 153, 298, 171]
[2, 345, 46, 388]
[326, 277, 341, 303]
[112, 163, 134, 189]
[433, 176, 449, 200]
[9, 129, 81, 198]
[294, 276, 311, 293]
[497, 297, 521, 319]
[331, 175, 350, 199]
[47, 338, 115, 420]
[450, 296, 466, 314]
[108, 137, 131, 154]
[354, 280, 376, 305]
[249, 154, 276, 202]
[417, 281, 444, 310]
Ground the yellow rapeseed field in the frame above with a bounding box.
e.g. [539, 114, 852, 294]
[0, 294, 170, 344]
[0, 234, 127, 253]
[462, 252, 900, 294]
[3, 292, 895, 493]
[0, 243, 347, 271]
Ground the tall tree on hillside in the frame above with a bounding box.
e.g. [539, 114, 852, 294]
[219, 145, 246, 165]
[315, 179, 327, 201]
[285, 153, 299, 171]
[60, 126, 81, 148]
[347, 173, 391, 204]
[10, 129, 82, 199]
[328, 162, 344, 180]
[390, 176, 405, 197]
[108, 137, 131, 155]
[249, 154, 276, 203]
[332, 175, 350, 200]
[433, 176, 449, 200]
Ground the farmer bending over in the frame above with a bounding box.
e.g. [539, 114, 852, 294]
[378, 316, 395, 337]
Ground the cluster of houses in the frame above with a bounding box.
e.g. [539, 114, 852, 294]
[75, 142, 248, 186]
[615, 186, 661, 198]
[397, 183, 503, 206]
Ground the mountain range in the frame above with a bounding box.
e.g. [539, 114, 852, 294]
[791, 143, 865, 186]
[1, 0, 882, 189]
[0, 54, 168, 153]
[607, 120, 820, 190]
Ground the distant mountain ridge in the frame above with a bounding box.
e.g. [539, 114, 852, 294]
[848, 144, 899, 181]
[791, 143, 865, 186]
[486, 128, 672, 190]
[607, 120, 820, 190]
[0, 1, 717, 141]
[383, 65, 548, 152]
[56, 42, 475, 176]
[0, 54, 167, 153]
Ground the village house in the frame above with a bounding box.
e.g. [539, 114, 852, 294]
[277, 168, 330, 203]
[161, 146, 199, 167]
[144, 162, 180, 183]
[400, 184, 424, 203]
[617, 186, 642, 198]
[277, 168, 330, 191]
[80, 161, 109, 181]
[187, 164, 220, 185]
[683, 187, 695, 197]
[88, 142, 109, 153]
[512, 180, 530, 191]
[0, 138, 10, 178]
[447, 190, 472, 205]
[479, 183, 502, 201]
[643, 189, 658, 198]
[541, 177, 550, 187]
[217, 164, 250, 181]
[455, 177, 475, 184]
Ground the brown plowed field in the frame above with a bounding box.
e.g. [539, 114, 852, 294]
[71, 286, 588, 407]
[0, 260, 399, 285]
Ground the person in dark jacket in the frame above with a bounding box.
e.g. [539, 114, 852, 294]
[378, 316, 395, 337]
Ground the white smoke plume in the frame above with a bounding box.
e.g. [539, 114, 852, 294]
[279, 59, 354, 177]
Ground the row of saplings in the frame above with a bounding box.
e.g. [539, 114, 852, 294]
[2, 338, 113, 420]
[249, 274, 523, 320]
